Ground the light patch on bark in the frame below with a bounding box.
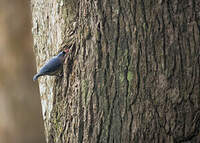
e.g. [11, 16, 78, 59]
[31, 0, 77, 141]
[39, 78, 54, 120]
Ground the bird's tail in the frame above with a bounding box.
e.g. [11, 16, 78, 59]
[33, 73, 41, 81]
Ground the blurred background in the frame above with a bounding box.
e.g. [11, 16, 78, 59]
[0, 0, 45, 143]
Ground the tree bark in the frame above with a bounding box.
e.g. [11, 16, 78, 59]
[31, 0, 200, 143]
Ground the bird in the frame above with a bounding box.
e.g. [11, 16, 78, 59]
[33, 49, 69, 81]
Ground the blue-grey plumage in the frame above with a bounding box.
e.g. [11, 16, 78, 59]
[33, 50, 69, 81]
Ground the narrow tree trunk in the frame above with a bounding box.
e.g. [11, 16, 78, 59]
[31, 0, 200, 143]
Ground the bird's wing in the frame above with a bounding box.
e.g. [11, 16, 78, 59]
[39, 57, 62, 75]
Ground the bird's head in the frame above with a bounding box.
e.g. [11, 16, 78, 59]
[57, 48, 70, 62]
[64, 48, 69, 54]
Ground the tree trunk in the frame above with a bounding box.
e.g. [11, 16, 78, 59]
[31, 0, 200, 143]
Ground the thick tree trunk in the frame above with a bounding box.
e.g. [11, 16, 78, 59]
[31, 0, 200, 143]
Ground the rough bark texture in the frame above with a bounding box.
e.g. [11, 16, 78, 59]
[31, 0, 200, 143]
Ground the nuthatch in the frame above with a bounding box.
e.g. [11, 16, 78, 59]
[33, 49, 69, 81]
